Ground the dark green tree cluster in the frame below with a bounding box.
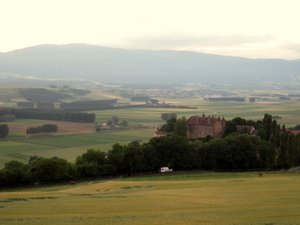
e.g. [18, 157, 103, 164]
[26, 124, 58, 134]
[161, 113, 177, 121]
[0, 157, 76, 186]
[226, 114, 300, 168]
[159, 117, 186, 137]
[0, 124, 9, 138]
[19, 88, 69, 103]
[0, 114, 16, 122]
[277, 127, 300, 168]
[0, 108, 95, 123]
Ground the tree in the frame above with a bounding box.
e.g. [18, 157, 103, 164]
[76, 149, 107, 177]
[106, 120, 112, 126]
[0, 161, 30, 185]
[111, 116, 119, 125]
[30, 157, 76, 182]
[122, 141, 145, 175]
[224, 117, 247, 136]
[0, 114, 15, 122]
[159, 118, 176, 132]
[107, 143, 126, 174]
[161, 113, 177, 121]
[174, 117, 187, 137]
[262, 114, 273, 141]
[291, 124, 300, 130]
[119, 120, 128, 127]
[161, 113, 169, 121]
[270, 120, 280, 147]
[0, 124, 9, 138]
[277, 126, 289, 168]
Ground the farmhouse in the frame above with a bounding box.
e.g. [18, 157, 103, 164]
[236, 125, 257, 135]
[186, 115, 225, 139]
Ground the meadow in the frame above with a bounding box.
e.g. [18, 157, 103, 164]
[0, 172, 299, 225]
[1, 99, 300, 167]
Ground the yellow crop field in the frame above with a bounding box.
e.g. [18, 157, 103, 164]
[0, 172, 299, 225]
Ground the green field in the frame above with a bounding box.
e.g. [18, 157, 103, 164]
[0, 172, 299, 225]
[0, 128, 155, 167]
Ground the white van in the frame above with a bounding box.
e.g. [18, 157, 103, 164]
[160, 167, 173, 173]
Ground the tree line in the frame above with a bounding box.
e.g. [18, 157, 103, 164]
[1, 133, 299, 187]
[0, 114, 16, 122]
[26, 124, 58, 134]
[0, 124, 9, 138]
[0, 108, 95, 123]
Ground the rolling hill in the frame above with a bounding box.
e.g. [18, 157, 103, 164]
[0, 44, 299, 84]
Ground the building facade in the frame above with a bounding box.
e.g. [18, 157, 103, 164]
[186, 115, 225, 139]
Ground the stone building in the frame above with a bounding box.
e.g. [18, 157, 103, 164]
[186, 115, 226, 139]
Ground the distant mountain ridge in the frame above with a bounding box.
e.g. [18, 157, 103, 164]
[0, 44, 299, 84]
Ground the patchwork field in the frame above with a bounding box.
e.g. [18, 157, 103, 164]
[91, 99, 300, 128]
[0, 172, 299, 225]
[8, 120, 96, 136]
[1, 99, 300, 168]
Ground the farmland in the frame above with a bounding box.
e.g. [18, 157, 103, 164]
[0, 128, 154, 168]
[1, 98, 300, 168]
[0, 172, 299, 225]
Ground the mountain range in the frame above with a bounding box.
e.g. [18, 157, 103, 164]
[0, 44, 299, 84]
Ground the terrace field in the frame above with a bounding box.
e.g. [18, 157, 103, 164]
[0, 172, 299, 225]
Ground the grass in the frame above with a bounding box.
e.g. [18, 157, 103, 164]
[0, 172, 299, 225]
[0, 128, 155, 167]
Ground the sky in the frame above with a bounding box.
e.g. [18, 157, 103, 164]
[1, 0, 300, 59]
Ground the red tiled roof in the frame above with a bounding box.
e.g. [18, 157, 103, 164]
[288, 130, 300, 135]
[186, 115, 223, 125]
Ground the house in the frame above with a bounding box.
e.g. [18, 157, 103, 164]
[186, 115, 225, 139]
[236, 125, 257, 135]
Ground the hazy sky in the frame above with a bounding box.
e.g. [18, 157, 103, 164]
[1, 0, 300, 59]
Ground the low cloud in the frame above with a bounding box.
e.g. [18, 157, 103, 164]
[282, 43, 300, 53]
[127, 34, 274, 49]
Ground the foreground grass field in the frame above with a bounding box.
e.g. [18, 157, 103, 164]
[0, 172, 299, 225]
